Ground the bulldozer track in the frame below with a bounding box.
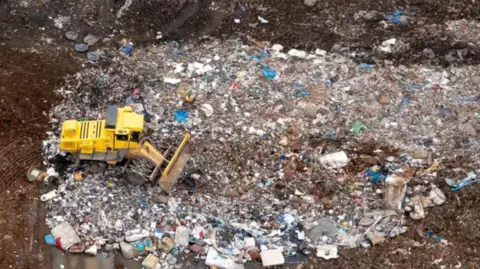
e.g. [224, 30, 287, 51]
[0, 46, 74, 268]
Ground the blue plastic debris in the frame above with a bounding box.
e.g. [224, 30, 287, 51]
[87, 51, 100, 61]
[399, 81, 427, 91]
[366, 169, 385, 184]
[295, 89, 310, 97]
[280, 155, 287, 160]
[75, 44, 88, 52]
[120, 43, 134, 56]
[456, 96, 480, 102]
[136, 242, 145, 251]
[250, 50, 270, 63]
[386, 9, 408, 24]
[325, 79, 333, 89]
[451, 176, 479, 191]
[172, 51, 185, 57]
[335, 105, 345, 111]
[137, 199, 148, 208]
[44, 235, 56, 246]
[262, 66, 277, 79]
[425, 229, 444, 243]
[174, 110, 189, 123]
[294, 82, 310, 97]
[327, 129, 336, 140]
[359, 63, 375, 71]
[126, 96, 133, 104]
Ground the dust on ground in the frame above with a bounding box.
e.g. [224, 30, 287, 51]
[0, 0, 479, 268]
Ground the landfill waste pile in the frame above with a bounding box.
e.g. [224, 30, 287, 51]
[41, 38, 479, 268]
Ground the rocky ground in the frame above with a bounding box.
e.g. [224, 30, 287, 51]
[0, 0, 479, 268]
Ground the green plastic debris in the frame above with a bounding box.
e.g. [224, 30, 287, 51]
[350, 120, 368, 136]
[257, 178, 274, 187]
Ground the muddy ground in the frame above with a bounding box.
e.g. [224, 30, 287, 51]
[1, 0, 479, 268]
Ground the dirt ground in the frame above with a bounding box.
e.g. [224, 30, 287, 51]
[1, 0, 479, 268]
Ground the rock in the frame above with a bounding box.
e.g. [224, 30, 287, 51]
[399, 15, 409, 24]
[423, 48, 436, 59]
[278, 136, 289, 146]
[360, 154, 379, 165]
[420, 196, 435, 208]
[410, 149, 429, 159]
[321, 197, 332, 209]
[379, 95, 390, 104]
[201, 104, 214, 117]
[294, 62, 309, 72]
[142, 254, 160, 269]
[84, 34, 100, 46]
[459, 122, 476, 135]
[224, 188, 240, 197]
[85, 245, 98, 255]
[303, 103, 317, 118]
[114, 219, 124, 231]
[318, 151, 349, 169]
[469, 76, 480, 85]
[288, 49, 307, 58]
[366, 232, 386, 245]
[289, 140, 302, 151]
[358, 218, 375, 227]
[75, 44, 89, 52]
[65, 31, 78, 41]
[303, 0, 317, 7]
[120, 241, 145, 259]
[260, 249, 285, 266]
[153, 195, 169, 204]
[104, 244, 114, 252]
[362, 10, 381, 21]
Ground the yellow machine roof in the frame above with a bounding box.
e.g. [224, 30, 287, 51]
[116, 106, 144, 132]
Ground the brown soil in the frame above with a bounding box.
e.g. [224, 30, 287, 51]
[0, 46, 77, 268]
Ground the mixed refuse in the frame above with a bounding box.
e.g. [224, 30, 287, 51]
[40, 34, 479, 268]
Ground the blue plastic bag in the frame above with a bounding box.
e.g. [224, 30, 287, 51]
[262, 66, 277, 79]
[45, 235, 56, 246]
[174, 110, 189, 124]
[386, 9, 408, 24]
[366, 169, 385, 184]
[120, 43, 134, 56]
[359, 63, 375, 71]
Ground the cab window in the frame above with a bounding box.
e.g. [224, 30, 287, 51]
[130, 131, 140, 142]
[116, 135, 128, 141]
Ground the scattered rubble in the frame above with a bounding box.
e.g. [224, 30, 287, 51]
[40, 38, 480, 267]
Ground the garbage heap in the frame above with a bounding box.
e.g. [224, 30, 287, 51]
[42, 39, 479, 268]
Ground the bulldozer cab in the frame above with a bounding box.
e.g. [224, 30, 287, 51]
[107, 105, 144, 149]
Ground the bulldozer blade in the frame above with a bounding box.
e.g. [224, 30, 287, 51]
[159, 136, 192, 192]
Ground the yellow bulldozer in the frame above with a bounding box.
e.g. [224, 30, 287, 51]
[58, 105, 192, 191]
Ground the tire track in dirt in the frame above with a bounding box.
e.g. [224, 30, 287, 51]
[0, 46, 76, 269]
